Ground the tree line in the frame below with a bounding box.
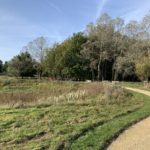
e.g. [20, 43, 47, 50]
[1, 13, 150, 81]
[0, 61, 8, 74]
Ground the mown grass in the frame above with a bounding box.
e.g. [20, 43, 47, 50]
[0, 95, 144, 150]
[0, 78, 149, 150]
[71, 93, 150, 150]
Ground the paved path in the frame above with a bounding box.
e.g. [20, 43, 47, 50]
[108, 87, 150, 150]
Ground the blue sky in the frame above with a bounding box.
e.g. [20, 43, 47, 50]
[0, 0, 150, 62]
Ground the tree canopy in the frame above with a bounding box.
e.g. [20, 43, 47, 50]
[0, 60, 3, 73]
[6, 12, 150, 81]
[8, 52, 36, 78]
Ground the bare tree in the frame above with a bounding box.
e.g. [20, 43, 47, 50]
[22, 37, 48, 78]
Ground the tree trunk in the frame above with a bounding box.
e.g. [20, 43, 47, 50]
[114, 70, 118, 81]
[112, 69, 115, 81]
[101, 62, 105, 81]
[91, 69, 95, 81]
[97, 60, 101, 81]
[104, 61, 107, 80]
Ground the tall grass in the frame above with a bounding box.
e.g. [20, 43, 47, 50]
[0, 78, 136, 108]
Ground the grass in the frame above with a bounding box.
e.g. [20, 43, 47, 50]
[0, 78, 150, 150]
[0, 78, 82, 107]
[71, 93, 150, 150]
[121, 81, 150, 91]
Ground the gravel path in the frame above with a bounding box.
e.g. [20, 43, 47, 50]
[107, 87, 150, 150]
[124, 87, 150, 96]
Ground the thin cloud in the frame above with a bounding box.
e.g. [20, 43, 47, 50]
[122, 9, 150, 23]
[120, 1, 150, 22]
[96, 0, 108, 19]
[0, 9, 25, 25]
[44, 0, 63, 14]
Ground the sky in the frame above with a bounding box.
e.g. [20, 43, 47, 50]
[0, 0, 150, 62]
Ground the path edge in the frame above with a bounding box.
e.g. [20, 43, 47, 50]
[103, 87, 150, 150]
[102, 114, 150, 150]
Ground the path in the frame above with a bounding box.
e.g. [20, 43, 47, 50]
[107, 87, 150, 150]
[124, 87, 150, 96]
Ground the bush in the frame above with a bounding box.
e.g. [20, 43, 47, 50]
[100, 82, 132, 105]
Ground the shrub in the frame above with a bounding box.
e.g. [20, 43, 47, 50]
[99, 82, 132, 105]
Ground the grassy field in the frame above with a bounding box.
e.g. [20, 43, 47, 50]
[0, 78, 150, 150]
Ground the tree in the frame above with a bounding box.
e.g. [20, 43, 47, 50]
[10, 11, 149, 82]
[8, 52, 36, 78]
[113, 56, 136, 81]
[136, 55, 150, 81]
[61, 32, 88, 80]
[44, 33, 88, 80]
[22, 37, 48, 77]
[42, 44, 57, 77]
[2, 61, 8, 73]
[125, 21, 140, 38]
[0, 60, 3, 73]
[42, 12, 150, 81]
[113, 17, 124, 32]
[141, 11, 150, 39]
[82, 13, 119, 81]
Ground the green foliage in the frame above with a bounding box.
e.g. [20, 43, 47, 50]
[113, 56, 136, 80]
[44, 32, 89, 80]
[2, 61, 8, 73]
[42, 12, 150, 81]
[136, 55, 150, 81]
[71, 94, 150, 150]
[7, 52, 36, 78]
[0, 60, 3, 73]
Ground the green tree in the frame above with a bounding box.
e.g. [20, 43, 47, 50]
[136, 55, 150, 81]
[8, 52, 36, 78]
[113, 56, 136, 81]
[2, 61, 8, 73]
[82, 13, 121, 81]
[18, 11, 150, 82]
[0, 60, 3, 73]
[44, 33, 88, 80]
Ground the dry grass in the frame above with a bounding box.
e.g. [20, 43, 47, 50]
[100, 82, 133, 105]
[0, 78, 135, 108]
[0, 79, 81, 107]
